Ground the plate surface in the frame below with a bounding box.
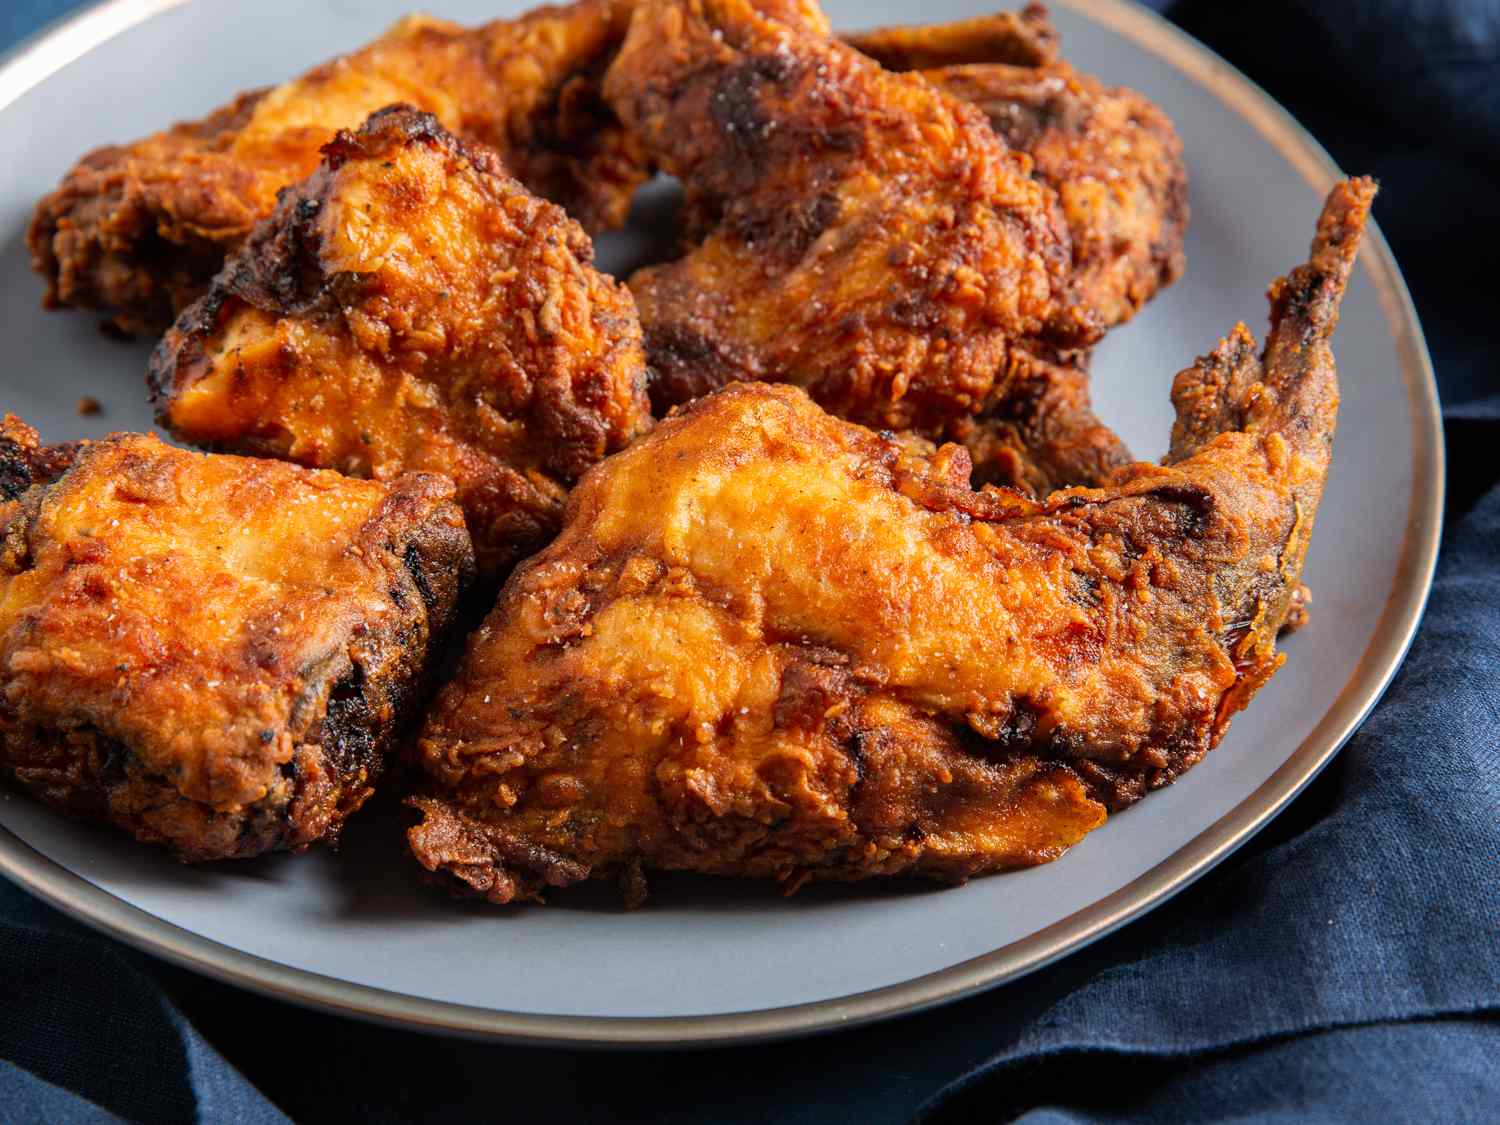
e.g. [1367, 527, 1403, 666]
[0, 0, 1441, 1045]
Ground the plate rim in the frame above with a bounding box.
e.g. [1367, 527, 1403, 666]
[0, 0, 1445, 1048]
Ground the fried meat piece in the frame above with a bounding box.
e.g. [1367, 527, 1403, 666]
[841, 6, 1186, 491]
[840, 7, 1187, 488]
[407, 179, 1373, 902]
[607, 0, 1096, 431]
[0, 419, 473, 861]
[29, 0, 645, 336]
[149, 107, 652, 581]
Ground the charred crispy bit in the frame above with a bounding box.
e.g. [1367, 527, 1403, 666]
[850, 10, 1187, 329]
[955, 354, 1132, 495]
[150, 106, 652, 581]
[29, 0, 646, 336]
[0, 421, 473, 861]
[606, 0, 1097, 430]
[407, 175, 1373, 904]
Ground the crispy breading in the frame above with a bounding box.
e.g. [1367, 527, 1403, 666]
[0, 419, 473, 861]
[607, 0, 1096, 431]
[149, 107, 652, 581]
[29, 0, 645, 336]
[854, 24, 1189, 324]
[904, 60, 1187, 330]
[406, 180, 1371, 903]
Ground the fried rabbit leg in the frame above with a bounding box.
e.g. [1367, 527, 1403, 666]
[846, 7, 1185, 484]
[149, 107, 651, 581]
[29, 0, 645, 336]
[0, 418, 473, 861]
[606, 0, 1095, 430]
[406, 179, 1372, 903]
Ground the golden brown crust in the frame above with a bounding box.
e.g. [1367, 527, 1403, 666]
[0, 423, 474, 860]
[149, 106, 652, 581]
[607, 0, 1095, 432]
[405, 176, 1374, 906]
[29, 0, 647, 335]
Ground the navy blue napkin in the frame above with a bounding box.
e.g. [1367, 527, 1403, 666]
[2, 1, 1496, 1122]
[0, 1, 90, 50]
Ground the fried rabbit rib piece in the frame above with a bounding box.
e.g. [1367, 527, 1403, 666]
[408, 179, 1373, 903]
[0, 418, 473, 861]
[149, 107, 652, 581]
[606, 0, 1095, 431]
[29, 0, 645, 336]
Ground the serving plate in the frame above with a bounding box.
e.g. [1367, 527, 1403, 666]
[0, 0, 1441, 1046]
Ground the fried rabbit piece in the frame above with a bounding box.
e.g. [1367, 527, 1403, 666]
[607, 0, 1095, 429]
[407, 384, 1104, 904]
[29, 0, 644, 336]
[842, 3, 1059, 70]
[0, 419, 473, 861]
[149, 107, 652, 581]
[405, 174, 1375, 904]
[846, 7, 1183, 489]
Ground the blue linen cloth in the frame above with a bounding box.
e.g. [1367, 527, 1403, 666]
[1, 1, 1496, 1121]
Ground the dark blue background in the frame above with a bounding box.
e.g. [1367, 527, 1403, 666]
[2, 2, 1496, 1121]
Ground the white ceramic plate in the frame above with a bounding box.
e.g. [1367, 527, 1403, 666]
[0, 0, 1441, 1046]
